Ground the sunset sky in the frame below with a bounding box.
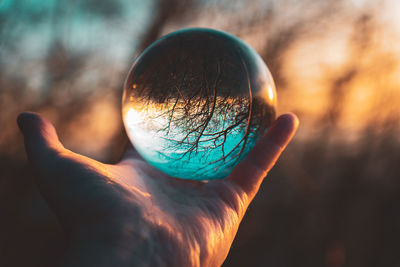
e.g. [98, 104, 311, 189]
[1, 0, 399, 156]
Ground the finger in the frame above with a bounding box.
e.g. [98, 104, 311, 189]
[17, 112, 107, 188]
[17, 112, 73, 216]
[17, 112, 65, 169]
[17, 112, 79, 199]
[17, 112, 119, 226]
[227, 113, 299, 199]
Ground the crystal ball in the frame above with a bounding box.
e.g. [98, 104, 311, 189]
[122, 28, 276, 180]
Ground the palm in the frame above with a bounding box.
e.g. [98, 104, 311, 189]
[51, 144, 248, 265]
[17, 112, 297, 267]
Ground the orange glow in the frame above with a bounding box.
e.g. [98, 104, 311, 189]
[125, 107, 145, 125]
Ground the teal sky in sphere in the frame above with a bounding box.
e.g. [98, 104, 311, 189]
[123, 28, 276, 180]
[124, 102, 261, 179]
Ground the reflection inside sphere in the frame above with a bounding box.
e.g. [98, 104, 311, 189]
[122, 28, 276, 180]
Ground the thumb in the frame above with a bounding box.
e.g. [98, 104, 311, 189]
[17, 112, 65, 171]
[17, 112, 122, 228]
[17, 112, 76, 223]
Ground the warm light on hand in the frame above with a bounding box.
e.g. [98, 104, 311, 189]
[17, 111, 297, 267]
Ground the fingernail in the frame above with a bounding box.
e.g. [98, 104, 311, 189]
[17, 113, 27, 133]
[17, 112, 37, 134]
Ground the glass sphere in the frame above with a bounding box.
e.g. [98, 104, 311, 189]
[122, 28, 276, 180]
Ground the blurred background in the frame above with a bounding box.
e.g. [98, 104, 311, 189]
[1, 0, 400, 266]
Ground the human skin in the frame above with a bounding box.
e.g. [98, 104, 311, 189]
[17, 112, 298, 267]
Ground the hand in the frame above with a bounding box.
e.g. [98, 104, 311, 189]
[17, 112, 298, 267]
